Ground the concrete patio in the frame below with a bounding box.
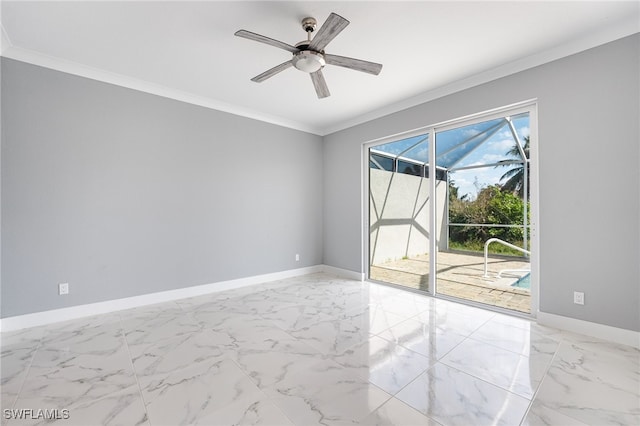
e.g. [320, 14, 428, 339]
[370, 251, 531, 313]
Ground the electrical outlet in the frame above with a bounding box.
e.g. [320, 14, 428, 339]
[295, 254, 300, 262]
[573, 291, 584, 305]
[59, 282, 69, 295]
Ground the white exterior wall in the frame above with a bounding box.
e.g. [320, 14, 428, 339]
[369, 169, 447, 264]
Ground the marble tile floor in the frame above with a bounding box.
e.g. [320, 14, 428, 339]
[1, 272, 638, 425]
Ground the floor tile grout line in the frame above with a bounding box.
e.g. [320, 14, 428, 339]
[420, 359, 537, 426]
[5, 336, 43, 415]
[432, 358, 535, 402]
[373, 303, 492, 360]
[464, 333, 559, 360]
[265, 350, 399, 425]
[483, 316, 567, 345]
[118, 314, 152, 426]
[437, 356, 537, 401]
[519, 374, 590, 426]
[386, 361, 446, 418]
[518, 339, 570, 426]
[224, 356, 299, 426]
[380, 361, 457, 424]
[7, 321, 146, 423]
[373, 323, 469, 363]
[352, 381, 395, 423]
[384, 396, 445, 426]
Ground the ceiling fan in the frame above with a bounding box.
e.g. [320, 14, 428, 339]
[235, 13, 383, 99]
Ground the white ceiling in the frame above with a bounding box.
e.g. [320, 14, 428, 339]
[2, 1, 638, 135]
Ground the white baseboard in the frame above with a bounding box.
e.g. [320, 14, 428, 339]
[321, 265, 365, 281]
[0, 265, 324, 332]
[537, 311, 640, 349]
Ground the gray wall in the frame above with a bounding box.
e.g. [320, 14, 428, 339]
[2, 35, 639, 332]
[323, 34, 640, 332]
[1, 58, 323, 317]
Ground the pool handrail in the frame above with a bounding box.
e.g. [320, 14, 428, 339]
[483, 238, 531, 278]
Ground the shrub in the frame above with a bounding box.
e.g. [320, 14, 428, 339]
[449, 185, 528, 252]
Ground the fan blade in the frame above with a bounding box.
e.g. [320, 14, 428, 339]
[309, 13, 349, 52]
[310, 70, 330, 98]
[251, 60, 293, 82]
[324, 54, 383, 75]
[235, 30, 299, 53]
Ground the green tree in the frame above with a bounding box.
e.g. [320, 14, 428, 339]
[497, 136, 530, 198]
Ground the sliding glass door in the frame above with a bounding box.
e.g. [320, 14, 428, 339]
[367, 104, 536, 315]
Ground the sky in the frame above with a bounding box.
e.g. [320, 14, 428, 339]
[451, 118, 529, 199]
[371, 114, 530, 200]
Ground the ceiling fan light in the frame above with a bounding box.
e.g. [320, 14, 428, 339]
[292, 51, 325, 73]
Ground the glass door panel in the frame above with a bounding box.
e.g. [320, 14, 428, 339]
[368, 133, 434, 293]
[434, 113, 532, 313]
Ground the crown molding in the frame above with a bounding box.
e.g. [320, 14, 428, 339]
[322, 17, 640, 136]
[1, 24, 13, 56]
[1, 46, 324, 136]
[2, 15, 637, 138]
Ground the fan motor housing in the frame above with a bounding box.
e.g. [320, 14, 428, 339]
[292, 50, 325, 73]
[295, 40, 311, 50]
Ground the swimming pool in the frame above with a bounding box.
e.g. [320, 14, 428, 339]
[511, 273, 531, 289]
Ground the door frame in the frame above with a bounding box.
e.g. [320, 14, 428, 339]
[362, 100, 539, 317]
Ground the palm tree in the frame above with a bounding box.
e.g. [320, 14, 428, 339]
[497, 136, 529, 198]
